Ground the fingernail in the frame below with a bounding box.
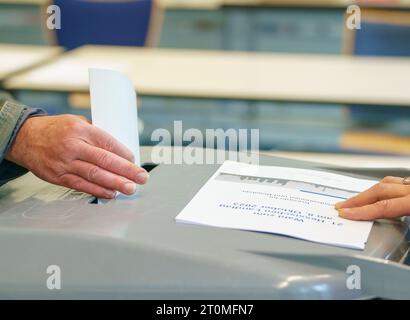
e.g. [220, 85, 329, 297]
[136, 171, 149, 184]
[338, 208, 350, 218]
[124, 182, 137, 195]
[106, 191, 116, 199]
[335, 201, 345, 209]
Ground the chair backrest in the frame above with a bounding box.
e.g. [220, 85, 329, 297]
[54, 0, 153, 50]
[355, 22, 410, 57]
[343, 10, 410, 124]
[348, 10, 410, 57]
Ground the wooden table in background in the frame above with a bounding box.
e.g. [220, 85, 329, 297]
[4, 45, 410, 107]
[0, 44, 62, 81]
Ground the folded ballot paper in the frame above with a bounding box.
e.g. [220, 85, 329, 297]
[89, 68, 140, 202]
[89, 68, 140, 165]
[176, 161, 378, 250]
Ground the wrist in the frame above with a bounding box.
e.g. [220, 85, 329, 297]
[5, 117, 33, 168]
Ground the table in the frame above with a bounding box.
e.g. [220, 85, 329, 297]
[264, 151, 410, 168]
[0, 0, 47, 3]
[0, 44, 62, 80]
[4, 45, 410, 107]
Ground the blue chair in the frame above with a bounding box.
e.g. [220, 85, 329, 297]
[347, 12, 410, 124]
[54, 0, 153, 50]
[354, 21, 410, 57]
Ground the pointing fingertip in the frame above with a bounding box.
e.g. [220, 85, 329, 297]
[105, 190, 116, 199]
[337, 209, 346, 218]
[136, 171, 149, 184]
[335, 201, 344, 209]
[338, 208, 352, 219]
[124, 182, 137, 195]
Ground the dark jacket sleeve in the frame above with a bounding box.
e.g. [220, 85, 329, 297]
[0, 91, 46, 186]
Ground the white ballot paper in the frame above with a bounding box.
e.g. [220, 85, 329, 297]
[176, 161, 378, 250]
[89, 68, 140, 165]
[89, 68, 140, 201]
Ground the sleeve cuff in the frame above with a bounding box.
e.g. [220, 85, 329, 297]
[0, 100, 46, 162]
[0, 100, 46, 184]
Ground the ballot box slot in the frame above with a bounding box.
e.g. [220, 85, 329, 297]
[142, 162, 159, 173]
[89, 162, 159, 204]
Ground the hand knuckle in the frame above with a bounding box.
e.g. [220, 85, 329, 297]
[375, 199, 390, 213]
[58, 173, 69, 184]
[71, 178, 84, 190]
[104, 137, 116, 152]
[87, 166, 100, 182]
[59, 174, 83, 190]
[375, 183, 387, 193]
[59, 139, 79, 161]
[381, 176, 393, 183]
[61, 138, 76, 151]
[63, 115, 84, 134]
[98, 151, 112, 168]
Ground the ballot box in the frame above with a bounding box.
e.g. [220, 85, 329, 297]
[0, 147, 409, 299]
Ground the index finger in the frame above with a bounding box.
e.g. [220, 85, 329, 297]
[88, 124, 135, 163]
[78, 142, 148, 184]
[338, 195, 410, 221]
[335, 183, 410, 209]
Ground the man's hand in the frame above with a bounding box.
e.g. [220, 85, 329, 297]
[6, 114, 148, 199]
[335, 176, 410, 221]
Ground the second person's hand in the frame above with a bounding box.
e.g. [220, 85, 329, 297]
[335, 176, 410, 221]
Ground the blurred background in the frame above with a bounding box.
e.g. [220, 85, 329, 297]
[1, 0, 410, 164]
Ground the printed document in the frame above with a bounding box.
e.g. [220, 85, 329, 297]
[176, 161, 378, 250]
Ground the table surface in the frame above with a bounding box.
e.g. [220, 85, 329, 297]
[157, 0, 410, 9]
[5, 45, 410, 107]
[0, 44, 62, 80]
[263, 151, 410, 169]
[0, 0, 48, 5]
